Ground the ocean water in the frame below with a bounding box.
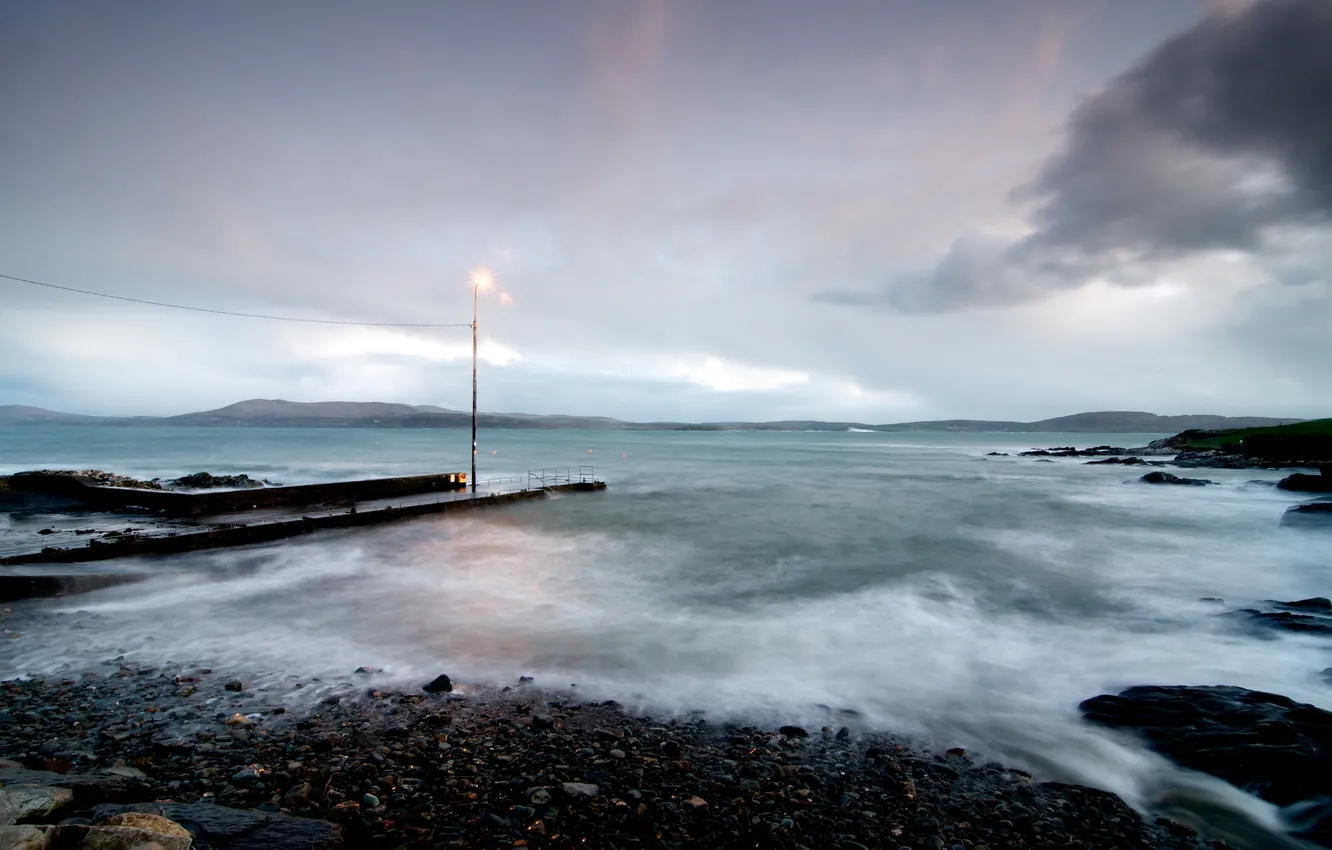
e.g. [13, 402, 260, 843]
[2, 425, 1330, 843]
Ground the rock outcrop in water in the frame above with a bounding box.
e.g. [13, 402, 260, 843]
[1283, 501, 1332, 528]
[1277, 470, 1332, 493]
[1019, 445, 1128, 457]
[1140, 471, 1214, 486]
[9, 470, 164, 491]
[1080, 685, 1332, 846]
[1221, 597, 1332, 636]
[166, 472, 272, 490]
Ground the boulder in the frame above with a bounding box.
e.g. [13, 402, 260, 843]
[1140, 471, 1213, 486]
[1283, 502, 1332, 529]
[422, 674, 452, 694]
[0, 786, 72, 825]
[89, 802, 340, 849]
[0, 769, 147, 806]
[1215, 598, 1332, 636]
[0, 825, 48, 849]
[1278, 473, 1332, 493]
[1080, 685, 1332, 807]
[70, 812, 191, 850]
[1276, 597, 1332, 612]
[1225, 609, 1332, 636]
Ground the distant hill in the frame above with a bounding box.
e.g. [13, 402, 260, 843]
[0, 405, 100, 424]
[171, 399, 443, 426]
[0, 401, 1310, 433]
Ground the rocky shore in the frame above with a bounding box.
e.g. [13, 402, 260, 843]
[0, 664, 1233, 850]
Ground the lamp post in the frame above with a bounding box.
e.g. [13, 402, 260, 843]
[469, 269, 493, 495]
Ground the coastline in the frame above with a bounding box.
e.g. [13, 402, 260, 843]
[0, 664, 1234, 850]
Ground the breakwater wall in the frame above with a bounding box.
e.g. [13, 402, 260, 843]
[8, 471, 469, 517]
[0, 481, 605, 568]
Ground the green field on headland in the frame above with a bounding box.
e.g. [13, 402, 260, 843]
[1168, 418, 1332, 449]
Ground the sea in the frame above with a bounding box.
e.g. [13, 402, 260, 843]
[1, 425, 1329, 843]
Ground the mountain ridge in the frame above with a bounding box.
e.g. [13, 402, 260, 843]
[0, 400, 1306, 433]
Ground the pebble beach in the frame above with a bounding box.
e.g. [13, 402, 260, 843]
[0, 659, 1236, 850]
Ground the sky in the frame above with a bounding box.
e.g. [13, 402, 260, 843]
[2, 0, 1329, 422]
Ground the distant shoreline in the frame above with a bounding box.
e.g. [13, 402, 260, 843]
[0, 399, 1308, 433]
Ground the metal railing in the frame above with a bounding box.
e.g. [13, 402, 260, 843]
[527, 466, 597, 491]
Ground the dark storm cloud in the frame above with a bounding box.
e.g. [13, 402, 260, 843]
[818, 0, 1332, 312]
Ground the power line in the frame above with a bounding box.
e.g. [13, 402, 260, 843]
[0, 272, 473, 328]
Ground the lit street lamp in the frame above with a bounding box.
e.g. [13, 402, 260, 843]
[469, 268, 494, 495]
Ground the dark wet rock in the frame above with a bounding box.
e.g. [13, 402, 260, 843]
[1276, 597, 1332, 613]
[985, 452, 1009, 456]
[1225, 609, 1332, 636]
[778, 725, 809, 738]
[1172, 451, 1255, 470]
[10, 470, 164, 491]
[422, 674, 452, 693]
[0, 768, 149, 805]
[1080, 685, 1332, 808]
[224, 680, 244, 692]
[1283, 502, 1332, 529]
[1278, 473, 1332, 493]
[1086, 456, 1148, 465]
[1021, 445, 1127, 458]
[1218, 598, 1332, 636]
[1140, 471, 1214, 486]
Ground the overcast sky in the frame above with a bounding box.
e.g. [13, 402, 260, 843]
[2, 0, 1329, 422]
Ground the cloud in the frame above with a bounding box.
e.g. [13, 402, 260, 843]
[819, 0, 1332, 313]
